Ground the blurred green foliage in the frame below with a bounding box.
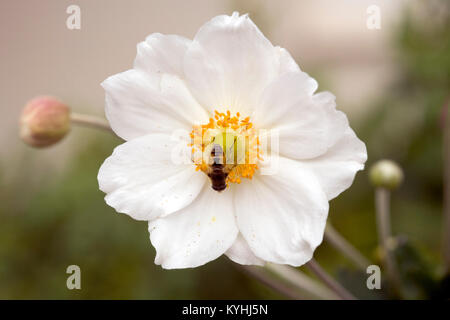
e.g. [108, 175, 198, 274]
[0, 136, 283, 299]
[1, 2, 449, 299]
[326, 0, 449, 299]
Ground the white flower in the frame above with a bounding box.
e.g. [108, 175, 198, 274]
[98, 12, 367, 269]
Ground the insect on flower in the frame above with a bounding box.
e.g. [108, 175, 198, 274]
[98, 12, 367, 269]
[207, 144, 231, 192]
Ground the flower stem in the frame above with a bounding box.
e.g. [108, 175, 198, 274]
[442, 97, 450, 275]
[324, 223, 371, 270]
[265, 263, 339, 300]
[375, 187, 401, 296]
[305, 259, 356, 300]
[70, 112, 114, 133]
[238, 265, 304, 300]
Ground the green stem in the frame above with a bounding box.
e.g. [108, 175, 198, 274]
[375, 187, 401, 296]
[305, 259, 356, 300]
[325, 223, 371, 270]
[443, 97, 450, 275]
[237, 265, 304, 300]
[265, 263, 339, 300]
[70, 112, 114, 133]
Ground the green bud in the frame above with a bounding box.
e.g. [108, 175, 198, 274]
[369, 159, 404, 190]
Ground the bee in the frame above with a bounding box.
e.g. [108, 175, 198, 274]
[207, 144, 235, 192]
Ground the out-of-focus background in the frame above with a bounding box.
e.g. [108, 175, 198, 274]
[0, 0, 448, 299]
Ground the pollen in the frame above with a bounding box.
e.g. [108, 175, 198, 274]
[190, 110, 262, 187]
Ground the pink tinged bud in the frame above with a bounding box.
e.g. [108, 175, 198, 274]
[20, 96, 71, 148]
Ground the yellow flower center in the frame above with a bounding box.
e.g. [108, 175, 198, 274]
[190, 110, 262, 190]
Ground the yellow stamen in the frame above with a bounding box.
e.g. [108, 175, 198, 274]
[190, 110, 262, 186]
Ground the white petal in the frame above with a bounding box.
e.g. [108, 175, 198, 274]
[183, 12, 279, 116]
[98, 133, 206, 221]
[276, 46, 301, 74]
[302, 127, 367, 200]
[253, 71, 317, 126]
[313, 91, 349, 150]
[134, 33, 191, 79]
[253, 72, 348, 159]
[149, 186, 238, 269]
[225, 233, 265, 266]
[102, 69, 209, 140]
[234, 156, 329, 266]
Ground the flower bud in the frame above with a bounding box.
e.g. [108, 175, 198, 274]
[369, 159, 404, 190]
[20, 96, 71, 148]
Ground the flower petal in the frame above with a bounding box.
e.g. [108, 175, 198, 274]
[276, 46, 301, 74]
[313, 91, 350, 150]
[301, 127, 367, 200]
[234, 156, 329, 266]
[149, 186, 238, 269]
[183, 12, 280, 116]
[225, 233, 265, 266]
[134, 33, 191, 79]
[98, 133, 206, 221]
[102, 69, 209, 140]
[253, 72, 348, 159]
